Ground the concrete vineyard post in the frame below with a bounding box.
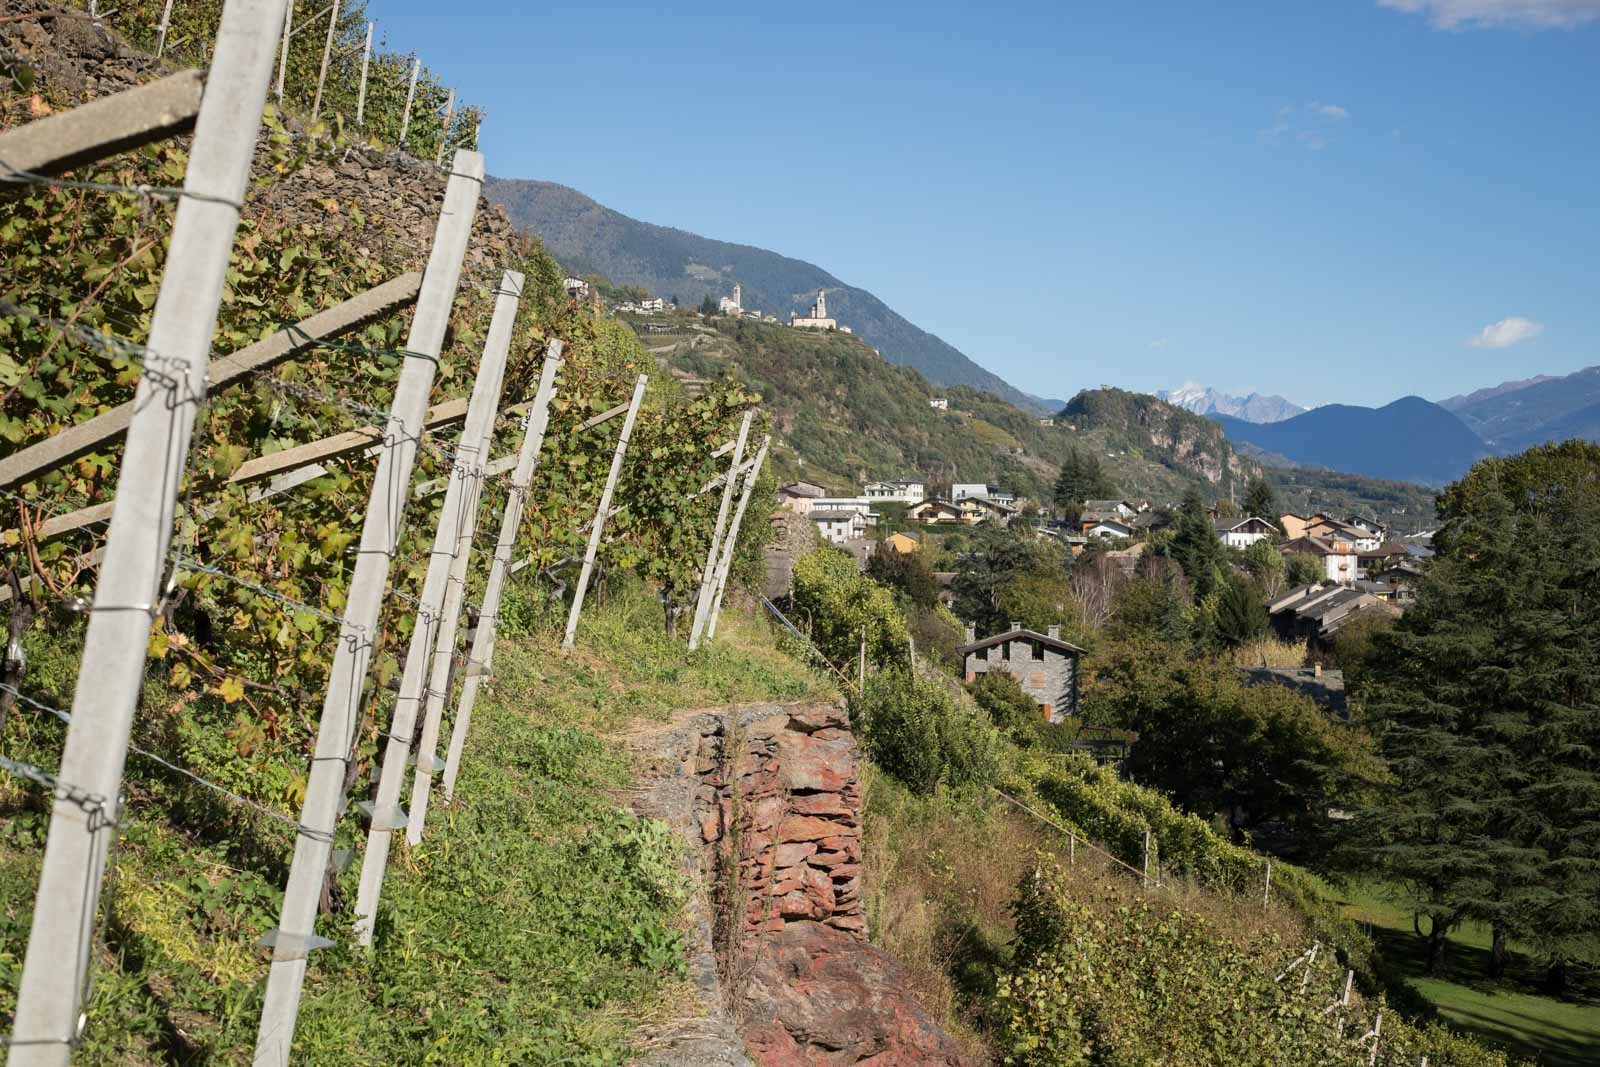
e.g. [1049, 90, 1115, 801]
[562, 376, 647, 650]
[1263, 860, 1271, 908]
[252, 150, 483, 1067]
[688, 411, 753, 650]
[350, 270, 519, 944]
[404, 273, 523, 843]
[398, 57, 420, 149]
[311, 0, 339, 121]
[704, 436, 770, 643]
[441, 347, 562, 800]
[354, 21, 373, 127]
[274, 0, 291, 102]
[7, 2, 290, 1062]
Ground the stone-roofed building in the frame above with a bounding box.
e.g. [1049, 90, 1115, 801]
[960, 623, 1084, 722]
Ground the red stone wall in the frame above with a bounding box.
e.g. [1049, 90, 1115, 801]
[696, 704, 867, 939]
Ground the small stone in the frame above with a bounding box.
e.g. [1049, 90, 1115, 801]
[773, 841, 818, 867]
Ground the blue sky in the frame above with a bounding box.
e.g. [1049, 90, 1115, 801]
[366, 0, 1599, 407]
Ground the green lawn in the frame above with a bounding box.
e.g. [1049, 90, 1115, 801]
[1336, 881, 1600, 1067]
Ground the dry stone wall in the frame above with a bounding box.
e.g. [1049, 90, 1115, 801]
[629, 703, 970, 1066]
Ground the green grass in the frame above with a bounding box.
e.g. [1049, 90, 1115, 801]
[494, 578, 836, 735]
[1, 585, 830, 1063]
[1335, 881, 1600, 1067]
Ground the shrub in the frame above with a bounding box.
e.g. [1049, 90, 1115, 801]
[995, 862, 1513, 1067]
[852, 667, 1000, 794]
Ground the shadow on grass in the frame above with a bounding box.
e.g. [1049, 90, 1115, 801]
[1358, 919, 1600, 1067]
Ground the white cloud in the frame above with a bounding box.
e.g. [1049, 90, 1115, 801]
[1262, 102, 1350, 150]
[1149, 338, 1170, 349]
[1468, 316, 1544, 348]
[1378, 0, 1600, 30]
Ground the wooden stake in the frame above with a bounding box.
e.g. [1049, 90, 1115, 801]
[7, 3, 288, 1063]
[1263, 860, 1271, 909]
[253, 150, 482, 1066]
[350, 269, 517, 944]
[440, 346, 561, 800]
[155, 0, 176, 58]
[561, 376, 647, 650]
[434, 88, 455, 166]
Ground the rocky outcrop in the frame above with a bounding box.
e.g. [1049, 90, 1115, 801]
[628, 703, 969, 1066]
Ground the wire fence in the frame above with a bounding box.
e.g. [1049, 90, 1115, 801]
[0, 13, 768, 1057]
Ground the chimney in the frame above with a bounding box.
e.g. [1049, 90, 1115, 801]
[963, 622, 975, 645]
[1047, 624, 1061, 639]
[1010, 620, 1022, 633]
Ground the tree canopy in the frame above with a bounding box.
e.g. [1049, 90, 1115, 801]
[1352, 441, 1600, 983]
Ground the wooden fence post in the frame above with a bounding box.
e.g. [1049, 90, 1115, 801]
[434, 88, 455, 167]
[1142, 831, 1151, 889]
[440, 345, 561, 801]
[354, 20, 372, 127]
[561, 375, 647, 651]
[349, 270, 519, 944]
[155, 0, 177, 58]
[252, 150, 483, 1066]
[1069, 831, 1075, 866]
[688, 411, 752, 650]
[311, 0, 338, 121]
[397, 57, 420, 149]
[403, 273, 522, 843]
[274, 0, 292, 102]
[6, 2, 288, 1063]
[704, 436, 769, 643]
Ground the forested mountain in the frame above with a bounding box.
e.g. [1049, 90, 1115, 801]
[482, 177, 1057, 413]
[1212, 397, 1491, 486]
[1441, 365, 1600, 452]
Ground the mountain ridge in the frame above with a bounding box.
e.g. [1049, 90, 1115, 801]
[1212, 396, 1491, 486]
[1441, 364, 1600, 451]
[1156, 382, 1305, 423]
[482, 177, 1057, 414]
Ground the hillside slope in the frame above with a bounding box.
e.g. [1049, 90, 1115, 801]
[482, 177, 1055, 414]
[1214, 397, 1491, 486]
[639, 312, 1258, 504]
[1442, 365, 1600, 451]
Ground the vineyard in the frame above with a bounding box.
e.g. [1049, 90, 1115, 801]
[0, 1, 776, 1062]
